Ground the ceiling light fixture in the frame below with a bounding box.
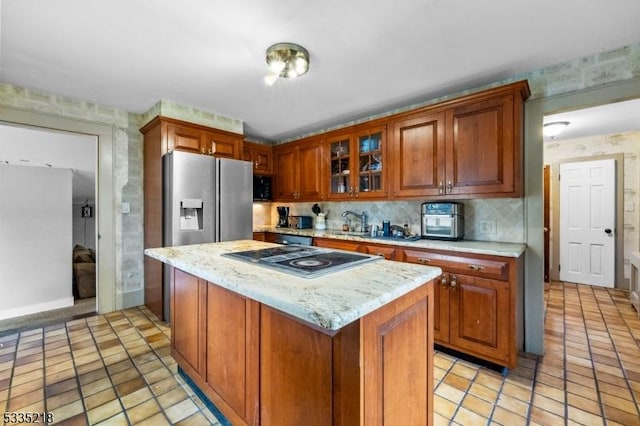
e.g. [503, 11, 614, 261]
[265, 43, 309, 86]
[543, 121, 570, 139]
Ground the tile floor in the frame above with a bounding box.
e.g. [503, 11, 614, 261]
[0, 281, 639, 425]
[433, 282, 640, 426]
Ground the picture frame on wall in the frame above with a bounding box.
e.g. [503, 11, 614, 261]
[81, 205, 93, 218]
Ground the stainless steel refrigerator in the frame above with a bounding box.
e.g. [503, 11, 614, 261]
[163, 150, 253, 318]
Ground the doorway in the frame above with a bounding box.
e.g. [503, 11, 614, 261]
[0, 123, 98, 319]
[0, 105, 116, 314]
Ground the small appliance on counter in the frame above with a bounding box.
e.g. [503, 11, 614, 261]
[289, 215, 313, 229]
[421, 202, 464, 240]
[276, 206, 290, 228]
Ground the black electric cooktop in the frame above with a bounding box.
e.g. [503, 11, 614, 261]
[222, 245, 381, 278]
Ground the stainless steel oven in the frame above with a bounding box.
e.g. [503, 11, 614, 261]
[421, 202, 464, 240]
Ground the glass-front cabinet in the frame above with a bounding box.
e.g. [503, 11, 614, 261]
[327, 125, 386, 199]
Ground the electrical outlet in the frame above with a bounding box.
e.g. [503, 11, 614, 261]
[480, 220, 497, 234]
[122, 202, 131, 214]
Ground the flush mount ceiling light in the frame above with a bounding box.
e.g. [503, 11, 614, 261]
[543, 121, 570, 139]
[265, 42, 309, 86]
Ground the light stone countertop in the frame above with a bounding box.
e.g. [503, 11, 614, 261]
[145, 240, 441, 331]
[254, 226, 526, 257]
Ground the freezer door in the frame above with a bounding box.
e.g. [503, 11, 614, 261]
[164, 151, 216, 246]
[217, 158, 253, 241]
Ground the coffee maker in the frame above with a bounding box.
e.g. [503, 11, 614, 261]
[276, 206, 289, 228]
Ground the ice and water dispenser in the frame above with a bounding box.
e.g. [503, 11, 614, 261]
[179, 198, 204, 230]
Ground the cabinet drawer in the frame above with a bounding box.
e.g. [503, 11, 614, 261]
[313, 238, 361, 252]
[359, 244, 397, 260]
[401, 249, 509, 280]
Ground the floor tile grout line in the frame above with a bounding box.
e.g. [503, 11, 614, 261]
[524, 354, 542, 425]
[2, 330, 19, 417]
[63, 318, 92, 425]
[598, 287, 640, 418]
[574, 283, 606, 420]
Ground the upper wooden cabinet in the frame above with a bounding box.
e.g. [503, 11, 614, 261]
[273, 137, 323, 201]
[243, 141, 273, 175]
[389, 81, 529, 199]
[326, 125, 387, 200]
[202, 130, 242, 158]
[390, 112, 446, 198]
[147, 116, 243, 158]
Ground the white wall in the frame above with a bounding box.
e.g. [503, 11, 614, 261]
[0, 164, 74, 319]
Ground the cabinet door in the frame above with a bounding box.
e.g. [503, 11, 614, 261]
[298, 142, 324, 200]
[168, 123, 203, 153]
[244, 142, 273, 174]
[397, 249, 449, 343]
[354, 127, 386, 199]
[273, 144, 298, 200]
[172, 268, 206, 375]
[203, 131, 241, 158]
[391, 112, 445, 197]
[445, 94, 515, 196]
[327, 135, 353, 199]
[206, 283, 259, 425]
[448, 274, 511, 364]
[253, 144, 273, 174]
[432, 274, 450, 344]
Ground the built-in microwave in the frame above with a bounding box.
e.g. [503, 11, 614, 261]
[253, 175, 272, 201]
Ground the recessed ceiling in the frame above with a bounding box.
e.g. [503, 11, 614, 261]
[2, 0, 640, 142]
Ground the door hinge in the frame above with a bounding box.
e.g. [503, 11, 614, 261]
[558, 174, 561, 181]
[558, 264, 561, 272]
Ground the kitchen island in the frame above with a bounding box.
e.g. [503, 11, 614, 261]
[145, 240, 441, 426]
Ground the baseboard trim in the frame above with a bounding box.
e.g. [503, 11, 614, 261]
[0, 297, 74, 321]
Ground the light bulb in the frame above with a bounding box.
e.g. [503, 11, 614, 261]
[264, 72, 279, 86]
[268, 59, 286, 74]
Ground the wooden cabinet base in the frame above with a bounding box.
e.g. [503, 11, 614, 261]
[172, 268, 434, 426]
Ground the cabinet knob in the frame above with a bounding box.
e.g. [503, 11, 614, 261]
[419, 258, 431, 265]
[468, 264, 484, 271]
[447, 180, 453, 192]
[449, 275, 458, 289]
[438, 181, 444, 194]
[439, 275, 448, 287]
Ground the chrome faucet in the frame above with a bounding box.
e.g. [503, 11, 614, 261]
[341, 211, 368, 232]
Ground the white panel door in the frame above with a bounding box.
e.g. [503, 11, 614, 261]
[559, 159, 615, 287]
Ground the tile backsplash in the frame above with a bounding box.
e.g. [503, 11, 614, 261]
[254, 198, 525, 243]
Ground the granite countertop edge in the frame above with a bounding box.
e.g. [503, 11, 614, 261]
[254, 226, 526, 257]
[145, 240, 441, 331]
